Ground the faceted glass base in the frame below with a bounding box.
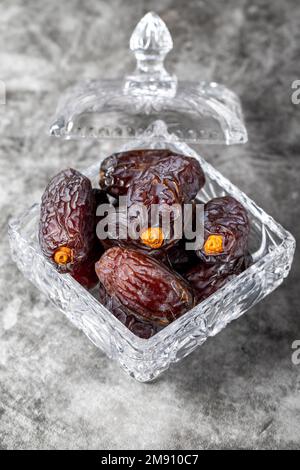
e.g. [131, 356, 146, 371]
[8, 139, 295, 382]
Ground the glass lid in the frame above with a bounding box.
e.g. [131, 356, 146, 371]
[49, 12, 248, 145]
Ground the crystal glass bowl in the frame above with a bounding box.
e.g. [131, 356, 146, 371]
[8, 135, 295, 382]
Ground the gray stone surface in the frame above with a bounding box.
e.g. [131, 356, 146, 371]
[0, 0, 300, 450]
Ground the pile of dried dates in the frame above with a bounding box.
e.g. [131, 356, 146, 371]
[39, 149, 251, 339]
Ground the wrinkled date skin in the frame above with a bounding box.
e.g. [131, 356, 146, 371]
[197, 196, 250, 264]
[39, 168, 97, 273]
[126, 168, 182, 250]
[99, 149, 205, 252]
[126, 166, 202, 251]
[72, 189, 107, 288]
[99, 149, 205, 201]
[185, 254, 252, 303]
[98, 172, 182, 253]
[99, 284, 160, 339]
[95, 247, 194, 325]
[100, 234, 167, 260]
[127, 168, 182, 210]
[99, 234, 195, 270]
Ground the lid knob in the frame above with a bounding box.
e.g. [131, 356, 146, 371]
[124, 12, 177, 96]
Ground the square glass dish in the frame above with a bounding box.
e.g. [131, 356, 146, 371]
[8, 13, 295, 381]
[8, 134, 295, 382]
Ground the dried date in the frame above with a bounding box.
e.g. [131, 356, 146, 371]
[39, 168, 97, 273]
[99, 284, 160, 339]
[99, 150, 205, 252]
[92, 187, 109, 209]
[95, 247, 194, 325]
[185, 254, 252, 303]
[72, 243, 103, 289]
[126, 168, 184, 251]
[164, 241, 199, 274]
[197, 196, 250, 264]
[99, 149, 205, 201]
[100, 182, 181, 251]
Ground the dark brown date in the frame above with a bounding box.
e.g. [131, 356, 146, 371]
[99, 234, 166, 260]
[127, 168, 181, 210]
[99, 230, 187, 268]
[72, 258, 99, 289]
[127, 165, 198, 252]
[39, 168, 97, 273]
[153, 154, 205, 203]
[92, 187, 109, 210]
[164, 241, 199, 274]
[93, 188, 110, 229]
[99, 149, 205, 201]
[126, 168, 184, 251]
[197, 196, 250, 264]
[98, 197, 196, 255]
[99, 284, 160, 339]
[95, 247, 194, 325]
[72, 244, 103, 289]
[185, 255, 252, 303]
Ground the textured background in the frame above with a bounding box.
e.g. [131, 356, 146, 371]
[1, 0, 300, 450]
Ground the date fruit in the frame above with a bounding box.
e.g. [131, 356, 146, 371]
[39, 168, 97, 273]
[72, 257, 99, 289]
[185, 255, 252, 303]
[99, 149, 205, 201]
[93, 187, 109, 210]
[164, 241, 199, 274]
[99, 284, 160, 339]
[95, 247, 194, 325]
[72, 243, 103, 289]
[126, 168, 184, 251]
[197, 196, 250, 264]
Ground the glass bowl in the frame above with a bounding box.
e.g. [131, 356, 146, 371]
[8, 133, 295, 382]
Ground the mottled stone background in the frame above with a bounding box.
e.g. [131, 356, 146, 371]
[0, 0, 300, 450]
